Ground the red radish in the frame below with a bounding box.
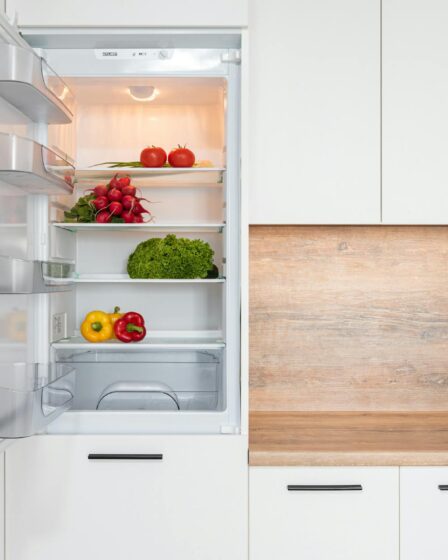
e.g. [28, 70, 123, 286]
[108, 187, 122, 202]
[118, 176, 131, 188]
[121, 210, 135, 223]
[96, 211, 111, 223]
[109, 175, 121, 189]
[109, 201, 123, 216]
[92, 196, 109, 211]
[122, 194, 136, 210]
[93, 184, 109, 197]
[133, 214, 144, 223]
[121, 184, 136, 197]
[133, 201, 149, 214]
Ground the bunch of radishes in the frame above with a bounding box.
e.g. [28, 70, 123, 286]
[89, 175, 152, 224]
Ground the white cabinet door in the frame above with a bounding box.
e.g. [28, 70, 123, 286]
[383, 0, 448, 224]
[248, 0, 380, 224]
[401, 467, 448, 560]
[6, 435, 247, 560]
[6, 0, 248, 27]
[250, 466, 399, 560]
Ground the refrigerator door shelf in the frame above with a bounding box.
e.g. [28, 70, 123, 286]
[0, 133, 74, 195]
[0, 44, 74, 124]
[0, 256, 74, 293]
[0, 362, 75, 438]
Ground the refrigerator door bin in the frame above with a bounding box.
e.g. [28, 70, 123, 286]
[55, 349, 223, 413]
[0, 44, 74, 124]
[0, 362, 75, 438]
[0, 133, 74, 195]
[0, 256, 74, 293]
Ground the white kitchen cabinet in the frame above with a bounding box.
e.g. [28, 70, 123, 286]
[6, 0, 248, 28]
[250, 466, 399, 560]
[400, 467, 448, 560]
[382, 0, 448, 224]
[248, 0, 380, 224]
[6, 435, 247, 560]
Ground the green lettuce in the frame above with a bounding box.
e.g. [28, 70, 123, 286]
[127, 234, 215, 279]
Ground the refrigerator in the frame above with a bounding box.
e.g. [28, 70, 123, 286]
[0, 13, 242, 440]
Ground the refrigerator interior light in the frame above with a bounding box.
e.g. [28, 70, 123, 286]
[128, 85, 158, 102]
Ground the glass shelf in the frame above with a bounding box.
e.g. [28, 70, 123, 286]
[75, 166, 225, 184]
[53, 334, 225, 352]
[53, 222, 225, 233]
[69, 274, 224, 284]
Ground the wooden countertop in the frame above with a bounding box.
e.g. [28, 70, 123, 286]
[250, 412, 448, 466]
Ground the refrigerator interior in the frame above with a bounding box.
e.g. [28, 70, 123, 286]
[38, 47, 241, 435]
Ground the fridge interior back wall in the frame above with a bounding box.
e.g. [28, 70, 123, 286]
[0, 21, 242, 437]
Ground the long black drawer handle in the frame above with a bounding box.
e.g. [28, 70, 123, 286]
[88, 454, 163, 460]
[438, 485, 448, 491]
[287, 484, 363, 491]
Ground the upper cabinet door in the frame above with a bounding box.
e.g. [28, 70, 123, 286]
[6, 0, 248, 27]
[383, 0, 448, 224]
[248, 0, 381, 224]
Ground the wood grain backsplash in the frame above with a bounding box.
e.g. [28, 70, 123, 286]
[250, 226, 448, 411]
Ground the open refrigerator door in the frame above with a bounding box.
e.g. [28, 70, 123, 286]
[0, 21, 242, 438]
[0, 12, 76, 438]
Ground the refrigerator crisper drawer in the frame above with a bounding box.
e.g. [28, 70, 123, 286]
[0, 133, 74, 195]
[0, 362, 75, 438]
[0, 44, 73, 124]
[55, 349, 223, 413]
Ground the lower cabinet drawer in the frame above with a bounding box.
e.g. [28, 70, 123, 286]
[250, 466, 399, 560]
[6, 435, 248, 560]
[401, 467, 448, 560]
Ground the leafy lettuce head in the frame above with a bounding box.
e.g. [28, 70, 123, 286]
[127, 234, 215, 279]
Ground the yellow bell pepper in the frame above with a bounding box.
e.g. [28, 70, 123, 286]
[108, 306, 123, 338]
[81, 310, 113, 342]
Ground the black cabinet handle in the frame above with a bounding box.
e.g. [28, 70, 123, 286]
[88, 454, 163, 460]
[287, 484, 363, 491]
[438, 485, 448, 491]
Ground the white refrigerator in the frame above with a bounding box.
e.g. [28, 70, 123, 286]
[0, 13, 242, 440]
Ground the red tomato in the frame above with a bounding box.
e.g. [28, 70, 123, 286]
[168, 145, 195, 168]
[140, 146, 167, 168]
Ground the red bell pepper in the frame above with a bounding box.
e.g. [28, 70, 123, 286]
[114, 312, 146, 343]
